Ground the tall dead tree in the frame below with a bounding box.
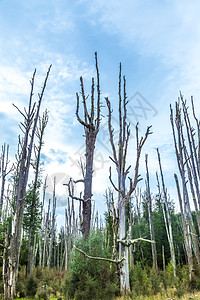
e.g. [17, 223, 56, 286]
[68, 52, 101, 240]
[26, 110, 49, 274]
[174, 173, 194, 280]
[105, 63, 152, 293]
[3, 66, 51, 300]
[145, 154, 158, 273]
[170, 96, 200, 278]
[156, 148, 176, 277]
[47, 177, 56, 269]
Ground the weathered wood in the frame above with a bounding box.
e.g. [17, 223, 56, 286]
[170, 98, 200, 280]
[145, 154, 158, 273]
[106, 64, 151, 293]
[157, 148, 176, 277]
[68, 53, 101, 240]
[3, 66, 51, 299]
[74, 245, 125, 265]
[0, 144, 13, 216]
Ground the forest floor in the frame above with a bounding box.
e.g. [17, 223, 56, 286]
[116, 290, 200, 299]
[13, 292, 200, 300]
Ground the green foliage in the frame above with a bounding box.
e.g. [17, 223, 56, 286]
[149, 269, 161, 295]
[39, 268, 64, 293]
[16, 267, 26, 297]
[36, 286, 49, 300]
[104, 211, 114, 253]
[63, 231, 119, 299]
[16, 281, 26, 298]
[130, 262, 150, 296]
[26, 274, 38, 297]
[23, 187, 42, 236]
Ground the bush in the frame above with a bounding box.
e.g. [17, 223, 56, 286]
[63, 231, 119, 299]
[26, 274, 38, 297]
[16, 281, 26, 298]
[37, 286, 48, 300]
[149, 269, 161, 295]
[130, 262, 150, 296]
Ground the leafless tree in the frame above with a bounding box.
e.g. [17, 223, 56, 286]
[170, 95, 200, 280]
[3, 66, 51, 299]
[145, 154, 158, 273]
[106, 63, 152, 293]
[0, 143, 13, 216]
[27, 110, 49, 274]
[67, 52, 101, 240]
[156, 148, 176, 276]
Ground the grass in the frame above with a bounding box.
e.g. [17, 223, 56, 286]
[11, 292, 200, 300]
[116, 290, 200, 299]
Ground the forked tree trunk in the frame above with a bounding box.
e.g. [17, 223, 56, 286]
[3, 67, 51, 299]
[106, 64, 152, 293]
[170, 100, 200, 272]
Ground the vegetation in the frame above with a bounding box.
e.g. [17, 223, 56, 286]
[1, 55, 200, 299]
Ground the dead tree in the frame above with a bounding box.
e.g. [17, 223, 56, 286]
[105, 63, 152, 293]
[3, 66, 51, 300]
[0, 144, 13, 216]
[68, 52, 101, 240]
[170, 97, 200, 276]
[145, 154, 158, 273]
[42, 199, 51, 269]
[156, 148, 176, 277]
[26, 110, 49, 274]
[47, 177, 56, 269]
[64, 191, 76, 270]
[174, 173, 194, 281]
[38, 175, 48, 268]
[134, 188, 145, 265]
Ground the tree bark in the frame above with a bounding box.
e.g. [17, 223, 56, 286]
[4, 66, 51, 299]
[106, 65, 152, 293]
[145, 154, 158, 273]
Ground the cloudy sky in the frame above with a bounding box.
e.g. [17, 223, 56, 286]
[1, 0, 200, 225]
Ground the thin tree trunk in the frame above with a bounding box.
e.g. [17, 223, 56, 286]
[157, 148, 176, 276]
[4, 67, 51, 299]
[174, 173, 194, 280]
[145, 154, 158, 273]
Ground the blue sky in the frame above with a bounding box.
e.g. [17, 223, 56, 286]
[1, 0, 200, 225]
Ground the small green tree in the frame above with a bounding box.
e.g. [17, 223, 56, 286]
[63, 231, 119, 300]
[26, 274, 38, 297]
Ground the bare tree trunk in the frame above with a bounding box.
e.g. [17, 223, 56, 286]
[3, 225, 9, 300]
[48, 178, 56, 269]
[27, 110, 48, 274]
[145, 154, 158, 273]
[4, 67, 51, 299]
[0, 144, 13, 216]
[157, 148, 176, 276]
[135, 188, 145, 264]
[42, 199, 50, 269]
[174, 173, 194, 281]
[72, 52, 101, 240]
[170, 101, 200, 269]
[106, 65, 152, 293]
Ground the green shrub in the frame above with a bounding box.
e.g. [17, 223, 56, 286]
[26, 274, 38, 297]
[63, 231, 119, 299]
[130, 262, 150, 296]
[149, 269, 161, 295]
[36, 286, 48, 300]
[16, 281, 26, 298]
